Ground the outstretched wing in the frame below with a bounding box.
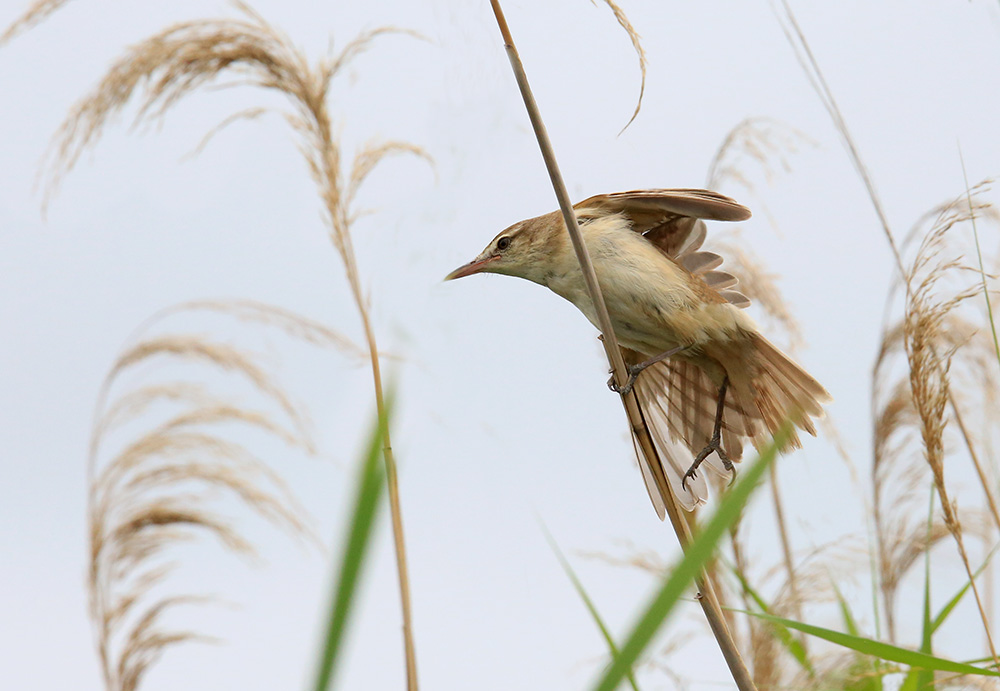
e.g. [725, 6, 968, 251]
[576, 188, 752, 308]
[575, 188, 752, 227]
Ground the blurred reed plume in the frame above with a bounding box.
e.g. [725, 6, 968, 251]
[13, 1, 429, 686]
[0, 0, 66, 45]
[706, 116, 816, 352]
[0, 0, 429, 690]
[87, 300, 343, 691]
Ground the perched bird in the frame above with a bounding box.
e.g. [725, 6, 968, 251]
[445, 189, 830, 518]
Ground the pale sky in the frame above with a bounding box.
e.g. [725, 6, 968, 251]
[2, 1, 1000, 689]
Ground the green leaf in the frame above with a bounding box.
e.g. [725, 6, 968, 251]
[830, 580, 860, 638]
[900, 487, 937, 691]
[735, 610, 1000, 678]
[311, 402, 390, 691]
[730, 565, 814, 676]
[543, 526, 641, 691]
[591, 425, 786, 691]
[828, 580, 883, 691]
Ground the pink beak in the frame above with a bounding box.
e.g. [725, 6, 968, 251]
[444, 255, 498, 281]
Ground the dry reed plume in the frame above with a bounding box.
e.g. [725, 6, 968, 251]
[23, 2, 429, 687]
[0, 0, 68, 45]
[88, 301, 334, 691]
[872, 184, 1000, 666]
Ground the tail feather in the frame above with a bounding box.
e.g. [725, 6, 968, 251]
[746, 334, 830, 441]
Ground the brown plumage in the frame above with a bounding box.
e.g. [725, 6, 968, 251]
[447, 188, 830, 516]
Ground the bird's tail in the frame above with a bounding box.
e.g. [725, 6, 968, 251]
[722, 333, 831, 451]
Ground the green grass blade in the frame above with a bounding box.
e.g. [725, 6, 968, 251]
[960, 655, 1000, 668]
[735, 610, 1000, 678]
[542, 525, 641, 691]
[311, 404, 390, 691]
[829, 580, 884, 691]
[901, 487, 937, 691]
[729, 565, 814, 676]
[592, 426, 786, 691]
[830, 580, 860, 637]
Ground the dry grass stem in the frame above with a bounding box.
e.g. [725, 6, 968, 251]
[773, 0, 905, 283]
[490, 1, 755, 687]
[44, 6, 428, 685]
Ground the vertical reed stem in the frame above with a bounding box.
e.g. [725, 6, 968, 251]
[488, 2, 756, 688]
[339, 222, 419, 689]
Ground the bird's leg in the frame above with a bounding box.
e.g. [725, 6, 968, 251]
[607, 345, 686, 395]
[682, 376, 735, 490]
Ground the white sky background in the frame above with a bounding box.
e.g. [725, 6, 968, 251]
[2, 1, 1000, 689]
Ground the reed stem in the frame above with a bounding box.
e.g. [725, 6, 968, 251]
[488, 2, 756, 687]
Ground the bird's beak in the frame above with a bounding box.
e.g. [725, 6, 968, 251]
[444, 254, 499, 281]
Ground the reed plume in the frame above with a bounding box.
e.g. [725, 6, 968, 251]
[872, 184, 1000, 659]
[87, 301, 334, 691]
[37, 4, 429, 685]
[0, 0, 70, 45]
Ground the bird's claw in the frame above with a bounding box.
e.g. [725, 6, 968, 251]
[607, 368, 640, 396]
[681, 466, 699, 492]
[681, 435, 734, 492]
[726, 464, 738, 487]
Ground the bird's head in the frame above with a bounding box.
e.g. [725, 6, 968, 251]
[445, 212, 565, 285]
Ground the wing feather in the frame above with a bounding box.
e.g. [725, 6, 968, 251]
[575, 188, 752, 226]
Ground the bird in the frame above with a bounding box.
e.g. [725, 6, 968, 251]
[445, 188, 830, 518]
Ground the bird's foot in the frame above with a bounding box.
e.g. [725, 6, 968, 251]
[681, 434, 736, 491]
[607, 366, 642, 396]
[606, 344, 687, 396]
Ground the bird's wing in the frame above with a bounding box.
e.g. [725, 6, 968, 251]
[576, 189, 752, 309]
[575, 188, 751, 241]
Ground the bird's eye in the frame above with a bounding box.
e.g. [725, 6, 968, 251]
[497, 236, 511, 251]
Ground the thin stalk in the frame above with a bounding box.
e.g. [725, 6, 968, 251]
[488, 3, 756, 688]
[951, 526, 999, 667]
[950, 399, 1000, 532]
[362, 312, 418, 688]
[729, 523, 754, 649]
[337, 214, 419, 689]
[959, 148, 1000, 366]
[775, 0, 908, 294]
